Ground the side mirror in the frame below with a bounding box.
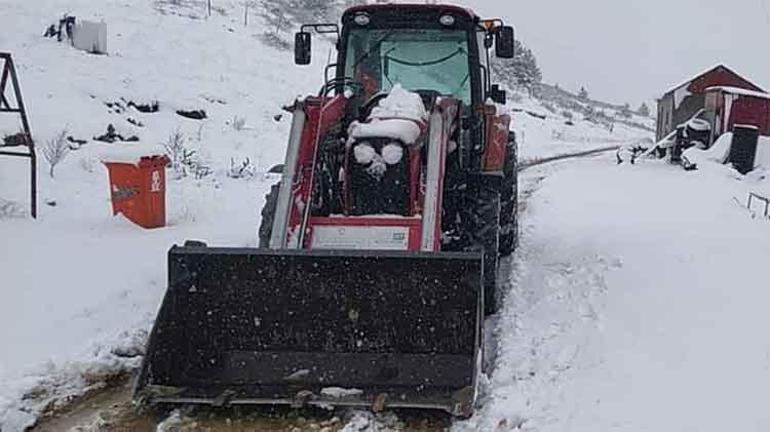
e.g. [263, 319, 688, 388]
[490, 84, 507, 105]
[294, 32, 311, 65]
[495, 26, 514, 59]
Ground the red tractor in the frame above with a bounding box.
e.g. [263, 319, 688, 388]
[136, 3, 518, 418]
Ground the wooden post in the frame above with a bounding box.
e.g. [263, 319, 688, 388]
[207, 0, 212, 17]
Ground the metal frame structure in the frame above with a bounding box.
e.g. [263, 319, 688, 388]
[0, 52, 36, 218]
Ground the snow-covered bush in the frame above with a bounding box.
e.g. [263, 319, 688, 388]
[637, 102, 650, 117]
[0, 198, 25, 219]
[163, 129, 211, 179]
[232, 115, 246, 131]
[43, 129, 70, 178]
[227, 157, 255, 179]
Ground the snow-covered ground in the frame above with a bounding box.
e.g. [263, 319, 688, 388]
[0, 0, 705, 431]
[457, 155, 770, 431]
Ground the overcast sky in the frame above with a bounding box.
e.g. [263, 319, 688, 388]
[456, 0, 770, 106]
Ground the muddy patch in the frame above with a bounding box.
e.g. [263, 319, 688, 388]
[31, 378, 449, 431]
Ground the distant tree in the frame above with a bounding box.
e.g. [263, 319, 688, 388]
[491, 39, 542, 93]
[619, 102, 632, 118]
[578, 87, 589, 101]
[637, 102, 650, 117]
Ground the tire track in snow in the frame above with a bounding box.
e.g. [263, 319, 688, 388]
[455, 162, 623, 432]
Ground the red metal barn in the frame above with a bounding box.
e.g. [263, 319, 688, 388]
[703, 87, 770, 140]
[656, 65, 764, 141]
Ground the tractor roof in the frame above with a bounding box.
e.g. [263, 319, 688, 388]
[343, 3, 478, 21]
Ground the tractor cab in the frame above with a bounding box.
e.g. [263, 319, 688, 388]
[295, 4, 514, 106]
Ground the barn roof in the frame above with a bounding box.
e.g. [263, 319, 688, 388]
[705, 86, 770, 100]
[663, 64, 764, 97]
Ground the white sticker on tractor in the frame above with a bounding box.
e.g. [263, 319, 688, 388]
[311, 225, 409, 250]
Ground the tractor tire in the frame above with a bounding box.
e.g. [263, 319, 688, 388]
[258, 182, 280, 248]
[464, 180, 501, 316]
[498, 132, 519, 257]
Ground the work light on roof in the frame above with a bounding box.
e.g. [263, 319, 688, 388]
[354, 13, 370, 26]
[439, 14, 455, 26]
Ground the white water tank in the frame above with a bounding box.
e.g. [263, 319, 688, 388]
[73, 20, 107, 54]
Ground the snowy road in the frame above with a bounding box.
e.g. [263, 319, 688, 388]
[26, 152, 770, 432]
[458, 156, 770, 431]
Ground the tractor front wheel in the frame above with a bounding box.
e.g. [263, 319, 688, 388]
[258, 182, 280, 248]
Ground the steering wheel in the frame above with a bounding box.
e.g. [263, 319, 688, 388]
[358, 92, 390, 118]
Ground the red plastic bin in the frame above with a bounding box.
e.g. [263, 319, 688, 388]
[103, 155, 169, 228]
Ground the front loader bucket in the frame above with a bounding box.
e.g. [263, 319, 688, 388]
[135, 245, 483, 416]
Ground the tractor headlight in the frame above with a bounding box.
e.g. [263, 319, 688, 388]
[439, 14, 455, 26]
[353, 142, 375, 164]
[382, 142, 404, 165]
[354, 13, 370, 26]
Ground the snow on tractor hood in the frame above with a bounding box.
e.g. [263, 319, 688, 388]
[348, 84, 428, 146]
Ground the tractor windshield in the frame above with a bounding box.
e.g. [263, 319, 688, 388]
[344, 28, 471, 104]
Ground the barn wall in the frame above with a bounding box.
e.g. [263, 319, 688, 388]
[656, 94, 675, 141]
[729, 97, 770, 136]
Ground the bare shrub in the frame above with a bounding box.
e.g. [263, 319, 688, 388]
[232, 115, 246, 131]
[163, 129, 211, 179]
[0, 198, 25, 219]
[43, 129, 70, 178]
[227, 157, 254, 179]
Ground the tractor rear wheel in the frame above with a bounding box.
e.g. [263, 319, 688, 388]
[258, 182, 280, 248]
[499, 132, 518, 257]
